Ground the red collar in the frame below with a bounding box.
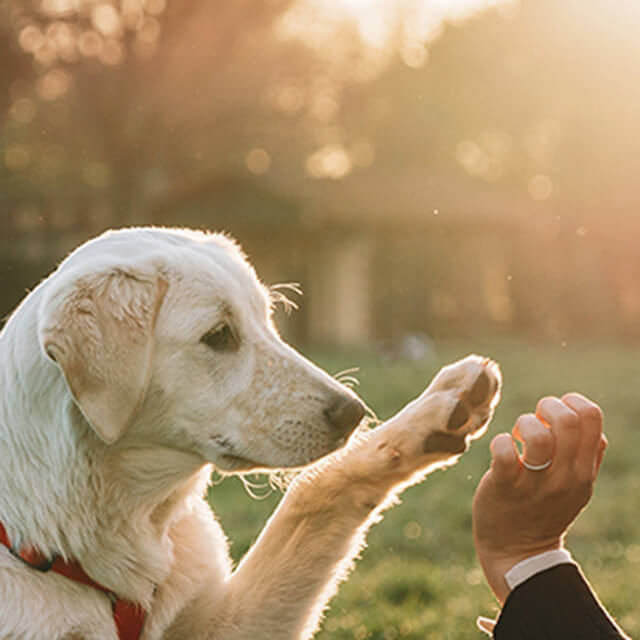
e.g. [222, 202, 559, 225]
[0, 521, 146, 640]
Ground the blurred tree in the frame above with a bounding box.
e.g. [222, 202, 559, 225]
[3, 0, 640, 340]
[3, 0, 516, 229]
[1, 0, 326, 227]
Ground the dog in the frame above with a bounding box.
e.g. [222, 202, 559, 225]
[0, 227, 501, 639]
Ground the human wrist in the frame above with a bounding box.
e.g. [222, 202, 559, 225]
[476, 550, 519, 604]
[504, 548, 573, 591]
[476, 541, 563, 604]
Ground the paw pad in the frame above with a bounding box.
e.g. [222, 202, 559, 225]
[423, 431, 467, 455]
[468, 370, 491, 407]
[424, 360, 500, 456]
[447, 400, 470, 431]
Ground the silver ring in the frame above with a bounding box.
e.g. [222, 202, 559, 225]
[522, 458, 552, 471]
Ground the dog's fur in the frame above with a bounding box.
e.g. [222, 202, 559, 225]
[0, 227, 501, 639]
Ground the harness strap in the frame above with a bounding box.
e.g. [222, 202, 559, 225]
[0, 521, 146, 640]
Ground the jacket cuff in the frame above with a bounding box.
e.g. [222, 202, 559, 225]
[494, 564, 627, 639]
[504, 549, 573, 591]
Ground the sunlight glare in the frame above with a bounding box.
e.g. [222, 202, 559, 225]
[282, 0, 517, 71]
[341, 0, 378, 11]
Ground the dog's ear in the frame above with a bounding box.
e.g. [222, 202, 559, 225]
[38, 268, 168, 444]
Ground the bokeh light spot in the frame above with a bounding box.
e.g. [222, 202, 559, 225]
[19, 25, 46, 53]
[92, 4, 122, 38]
[10, 98, 37, 124]
[401, 42, 428, 69]
[403, 521, 423, 539]
[527, 174, 553, 200]
[37, 69, 72, 101]
[41, 0, 79, 16]
[306, 144, 353, 179]
[246, 148, 272, 175]
[78, 30, 103, 57]
[145, 0, 167, 16]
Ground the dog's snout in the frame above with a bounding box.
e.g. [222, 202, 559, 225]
[324, 395, 366, 434]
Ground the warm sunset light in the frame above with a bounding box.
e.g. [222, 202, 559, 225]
[280, 0, 514, 59]
[4, 0, 640, 637]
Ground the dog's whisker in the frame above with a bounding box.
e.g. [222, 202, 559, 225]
[238, 473, 276, 500]
[268, 470, 297, 493]
[269, 283, 303, 315]
[337, 376, 360, 389]
[363, 409, 379, 425]
[271, 282, 303, 296]
[333, 366, 360, 380]
[334, 367, 361, 390]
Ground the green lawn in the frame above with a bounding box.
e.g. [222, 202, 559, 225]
[207, 338, 640, 638]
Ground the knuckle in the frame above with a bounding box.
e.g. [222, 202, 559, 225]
[527, 429, 552, 450]
[562, 394, 603, 424]
[548, 403, 579, 429]
[581, 403, 604, 424]
[561, 392, 585, 405]
[514, 412, 536, 434]
[490, 433, 517, 465]
[560, 409, 580, 429]
[537, 396, 578, 428]
[536, 396, 557, 414]
[491, 432, 511, 452]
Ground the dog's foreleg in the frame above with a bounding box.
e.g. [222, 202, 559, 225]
[197, 356, 501, 640]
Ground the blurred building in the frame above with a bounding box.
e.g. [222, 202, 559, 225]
[2, 0, 640, 345]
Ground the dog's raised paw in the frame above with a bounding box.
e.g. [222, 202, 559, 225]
[422, 356, 501, 455]
[371, 355, 501, 470]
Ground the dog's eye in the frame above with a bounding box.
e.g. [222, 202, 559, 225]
[201, 324, 238, 351]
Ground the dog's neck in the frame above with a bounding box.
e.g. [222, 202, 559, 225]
[0, 304, 211, 606]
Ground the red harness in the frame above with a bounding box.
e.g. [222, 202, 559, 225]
[0, 522, 146, 640]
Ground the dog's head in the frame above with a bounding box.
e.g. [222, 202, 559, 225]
[37, 228, 365, 471]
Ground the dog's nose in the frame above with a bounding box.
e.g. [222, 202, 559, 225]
[324, 395, 366, 433]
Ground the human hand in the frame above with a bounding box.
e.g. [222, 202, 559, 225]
[472, 393, 607, 604]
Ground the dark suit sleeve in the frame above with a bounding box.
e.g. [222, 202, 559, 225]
[493, 564, 627, 639]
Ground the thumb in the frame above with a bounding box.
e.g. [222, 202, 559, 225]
[489, 433, 520, 483]
[476, 616, 496, 635]
[514, 413, 554, 470]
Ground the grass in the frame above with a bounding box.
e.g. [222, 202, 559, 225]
[207, 337, 640, 638]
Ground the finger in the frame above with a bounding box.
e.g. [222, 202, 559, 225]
[561, 393, 604, 466]
[536, 396, 579, 466]
[489, 433, 520, 483]
[513, 413, 554, 470]
[476, 616, 496, 634]
[594, 433, 608, 478]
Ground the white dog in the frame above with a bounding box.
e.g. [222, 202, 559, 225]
[0, 227, 501, 639]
